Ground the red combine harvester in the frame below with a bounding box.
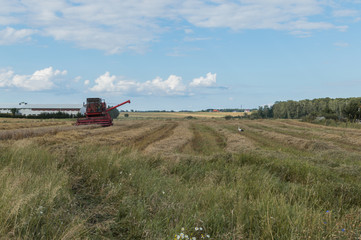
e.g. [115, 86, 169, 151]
[76, 98, 130, 127]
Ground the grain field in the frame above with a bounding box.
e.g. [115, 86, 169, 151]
[1, 117, 360, 239]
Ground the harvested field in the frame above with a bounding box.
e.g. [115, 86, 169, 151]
[121, 111, 246, 119]
[1, 117, 361, 239]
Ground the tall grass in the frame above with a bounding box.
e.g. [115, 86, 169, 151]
[0, 146, 86, 239]
[1, 141, 360, 239]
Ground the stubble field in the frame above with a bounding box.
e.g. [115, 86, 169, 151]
[0, 116, 361, 239]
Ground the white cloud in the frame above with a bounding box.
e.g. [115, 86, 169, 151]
[289, 30, 312, 38]
[334, 42, 349, 47]
[184, 29, 194, 34]
[0, 67, 67, 91]
[0, 69, 14, 87]
[0, 27, 36, 45]
[74, 76, 82, 82]
[89, 72, 187, 95]
[140, 75, 187, 95]
[90, 72, 117, 92]
[0, 0, 355, 53]
[179, 0, 346, 32]
[190, 73, 217, 87]
[333, 9, 359, 17]
[84, 79, 90, 85]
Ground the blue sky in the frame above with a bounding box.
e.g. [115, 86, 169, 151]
[1, 0, 361, 111]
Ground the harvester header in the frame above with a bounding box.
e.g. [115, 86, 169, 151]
[76, 98, 130, 127]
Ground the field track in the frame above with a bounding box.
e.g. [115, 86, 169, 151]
[2, 118, 361, 157]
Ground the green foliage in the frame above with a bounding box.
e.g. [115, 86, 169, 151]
[0, 111, 80, 119]
[10, 108, 20, 117]
[272, 97, 361, 121]
[342, 100, 361, 122]
[108, 107, 120, 119]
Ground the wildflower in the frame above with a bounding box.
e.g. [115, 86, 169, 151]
[341, 228, 345, 232]
[195, 227, 199, 231]
[181, 227, 185, 231]
[162, 191, 165, 194]
[206, 235, 210, 238]
[200, 227, 203, 231]
[37, 206, 45, 215]
[192, 237, 196, 240]
[326, 210, 330, 213]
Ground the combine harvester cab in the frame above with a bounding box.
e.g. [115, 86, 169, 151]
[76, 98, 130, 127]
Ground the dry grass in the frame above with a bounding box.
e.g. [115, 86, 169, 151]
[121, 111, 246, 119]
[0, 118, 70, 130]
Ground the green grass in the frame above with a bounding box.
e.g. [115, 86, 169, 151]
[1, 142, 361, 239]
[181, 123, 226, 155]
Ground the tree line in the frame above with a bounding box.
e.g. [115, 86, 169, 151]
[0, 107, 120, 119]
[253, 97, 361, 122]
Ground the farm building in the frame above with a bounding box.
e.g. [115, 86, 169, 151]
[0, 102, 82, 116]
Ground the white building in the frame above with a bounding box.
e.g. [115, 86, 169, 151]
[0, 102, 82, 116]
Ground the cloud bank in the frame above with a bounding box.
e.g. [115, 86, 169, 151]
[0, 0, 356, 53]
[0, 67, 218, 95]
[0, 67, 67, 91]
[89, 72, 217, 95]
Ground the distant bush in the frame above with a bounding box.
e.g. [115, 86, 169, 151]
[124, 113, 129, 117]
[26, 111, 78, 119]
[0, 111, 81, 119]
[0, 111, 80, 119]
[185, 116, 196, 119]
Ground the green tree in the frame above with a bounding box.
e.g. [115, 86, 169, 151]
[343, 100, 361, 122]
[108, 108, 120, 119]
[10, 108, 19, 117]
